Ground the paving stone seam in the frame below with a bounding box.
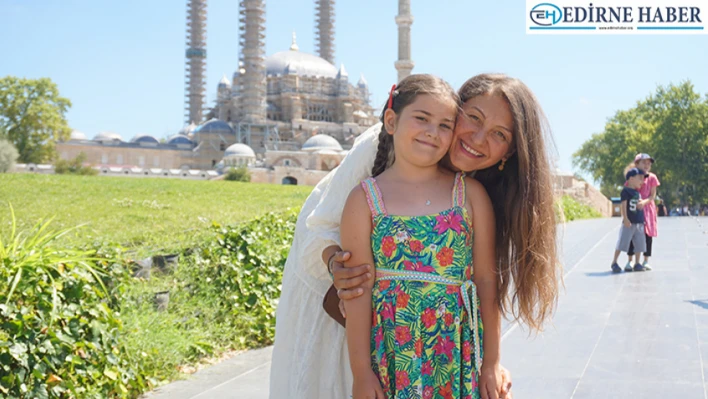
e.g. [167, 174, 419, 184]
[568, 226, 629, 398]
[501, 224, 620, 342]
[687, 225, 708, 399]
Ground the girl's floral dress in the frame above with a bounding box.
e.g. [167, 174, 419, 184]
[361, 172, 483, 399]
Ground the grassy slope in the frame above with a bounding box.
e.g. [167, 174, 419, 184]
[0, 174, 312, 254]
[1, 173, 313, 387]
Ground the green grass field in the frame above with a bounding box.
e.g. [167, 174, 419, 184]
[1, 173, 313, 391]
[0, 174, 312, 254]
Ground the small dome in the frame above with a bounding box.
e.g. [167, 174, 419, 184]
[94, 132, 122, 142]
[179, 122, 198, 136]
[266, 51, 338, 78]
[302, 134, 343, 151]
[224, 143, 256, 158]
[194, 119, 234, 135]
[131, 134, 158, 144]
[358, 74, 368, 87]
[70, 130, 87, 140]
[167, 134, 193, 145]
[218, 74, 231, 88]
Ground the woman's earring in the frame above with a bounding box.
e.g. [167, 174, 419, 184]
[498, 159, 506, 171]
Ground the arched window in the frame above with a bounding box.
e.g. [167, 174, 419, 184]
[282, 176, 298, 185]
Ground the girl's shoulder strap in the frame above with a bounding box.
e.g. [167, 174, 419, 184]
[361, 177, 388, 217]
[452, 172, 467, 208]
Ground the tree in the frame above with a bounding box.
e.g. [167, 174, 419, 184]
[573, 81, 708, 205]
[0, 76, 72, 163]
[0, 139, 19, 173]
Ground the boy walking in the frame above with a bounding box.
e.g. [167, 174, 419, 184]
[611, 168, 648, 273]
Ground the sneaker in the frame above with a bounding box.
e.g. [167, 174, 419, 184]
[633, 263, 647, 272]
[624, 262, 633, 272]
[642, 261, 652, 271]
[611, 263, 622, 273]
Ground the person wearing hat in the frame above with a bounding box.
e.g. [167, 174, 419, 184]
[611, 168, 649, 273]
[623, 153, 660, 271]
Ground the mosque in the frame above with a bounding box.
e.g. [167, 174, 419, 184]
[52, 0, 415, 185]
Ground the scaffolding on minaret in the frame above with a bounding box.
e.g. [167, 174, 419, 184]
[239, 0, 267, 122]
[315, 0, 335, 65]
[185, 0, 207, 125]
[395, 0, 414, 82]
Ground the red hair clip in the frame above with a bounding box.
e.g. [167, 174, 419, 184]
[387, 84, 397, 109]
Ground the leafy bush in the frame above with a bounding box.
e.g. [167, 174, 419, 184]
[224, 166, 250, 182]
[54, 152, 98, 176]
[0, 206, 146, 398]
[191, 208, 298, 346]
[0, 139, 19, 173]
[557, 195, 602, 222]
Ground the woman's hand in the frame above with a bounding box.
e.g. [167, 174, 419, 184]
[331, 250, 371, 317]
[499, 365, 513, 399]
[480, 362, 504, 399]
[352, 369, 385, 399]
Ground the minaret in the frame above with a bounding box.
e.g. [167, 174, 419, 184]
[315, 0, 335, 65]
[395, 0, 414, 82]
[185, 0, 207, 125]
[239, 0, 267, 122]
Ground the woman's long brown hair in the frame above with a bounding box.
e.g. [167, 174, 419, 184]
[459, 74, 561, 333]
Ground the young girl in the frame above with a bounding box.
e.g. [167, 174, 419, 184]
[625, 153, 660, 271]
[340, 75, 502, 399]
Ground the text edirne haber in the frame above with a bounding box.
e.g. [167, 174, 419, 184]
[559, 5, 702, 24]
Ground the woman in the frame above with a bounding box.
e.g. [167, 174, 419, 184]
[269, 74, 560, 399]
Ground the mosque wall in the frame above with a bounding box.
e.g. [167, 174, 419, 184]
[56, 142, 191, 170]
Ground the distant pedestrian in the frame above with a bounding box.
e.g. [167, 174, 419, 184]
[657, 199, 667, 217]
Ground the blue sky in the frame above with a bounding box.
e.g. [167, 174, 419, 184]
[1, 0, 706, 173]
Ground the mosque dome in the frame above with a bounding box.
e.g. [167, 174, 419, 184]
[194, 119, 235, 135]
[266, 51, 338, 79]
[224, 143, 256, 158]
[94, 132, 122, 142]
[70, 130, 87, 140]
[302, 134, 343, 151]
[130, 134, 159, 144]
[167, 134, 193, 145]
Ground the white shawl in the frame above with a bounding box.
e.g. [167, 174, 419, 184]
[269, 123, 382, 399]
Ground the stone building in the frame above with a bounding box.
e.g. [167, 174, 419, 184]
[248, 133, 346, 185]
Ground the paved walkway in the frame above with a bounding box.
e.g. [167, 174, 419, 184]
[143, 217, 708, 399]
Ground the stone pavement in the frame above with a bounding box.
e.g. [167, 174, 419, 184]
[143, 217, 708, 399]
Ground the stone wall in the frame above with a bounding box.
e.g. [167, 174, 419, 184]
[250, 167, 328, 186]
[553, 174, 612, 217]
[13, 164, 218, 180]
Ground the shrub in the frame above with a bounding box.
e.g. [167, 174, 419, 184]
[0, 205, 146, 398]
[54, 152, 98, 176]
[224, 166, 250, 182]
[190, 208, 298, 346]
[0, 139, 19, 173]
[557, 195, 602, 222]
